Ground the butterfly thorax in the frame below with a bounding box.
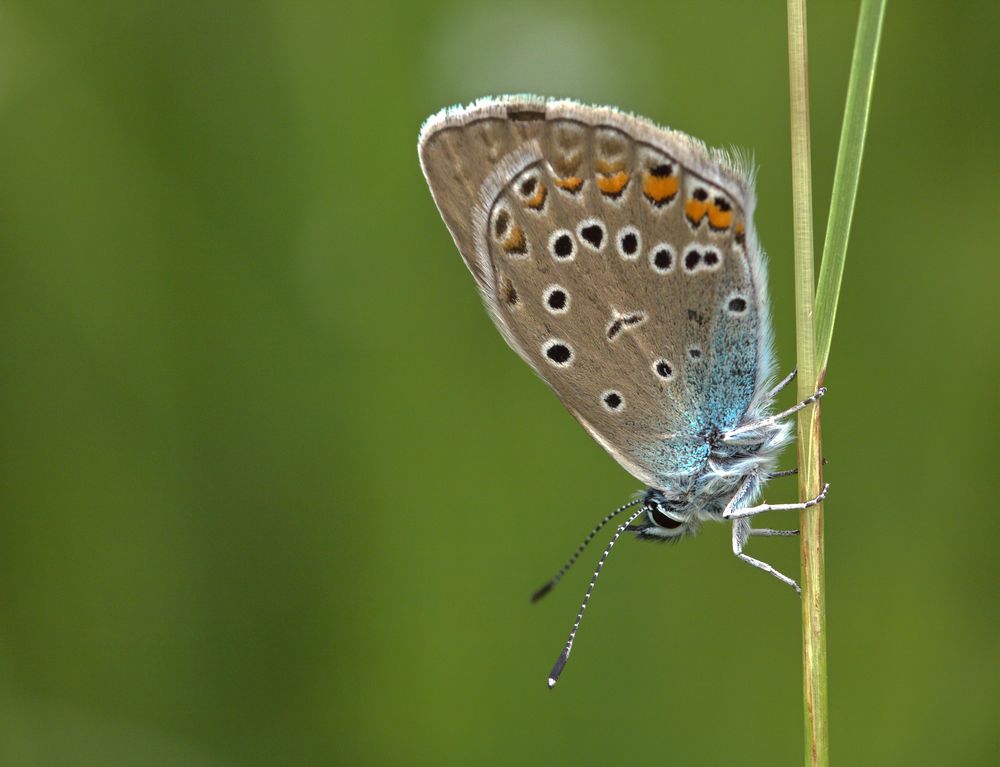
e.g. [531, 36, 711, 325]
[636, 408, 792, 540]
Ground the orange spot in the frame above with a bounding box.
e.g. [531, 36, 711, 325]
[503, 224, 527, 255]
[525, 184, 547, 210]
[685, 198, 708, 224]
[595, 160, 625, 174]
[707, 204, 734, 231]
[642, 174, 679, 205]
[554, 176, 584, 193]
[597, 171, 629, 196]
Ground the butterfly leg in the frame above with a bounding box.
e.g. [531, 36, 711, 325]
[723, 386, 826, 441]
[766, 368, 798, 399]
[769, 457, 827, 479]
[723, 483, 830, 520]
[732, 518, 801, 593]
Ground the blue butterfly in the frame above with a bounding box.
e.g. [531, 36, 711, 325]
[419, 96, 828, 687]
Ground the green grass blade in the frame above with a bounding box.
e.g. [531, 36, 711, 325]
[814, 0, 887, 375]
[785, 2, 827, 766]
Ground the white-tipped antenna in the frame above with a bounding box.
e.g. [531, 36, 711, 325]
[547, 506, 646, 689]
[530, 498, 642, 603]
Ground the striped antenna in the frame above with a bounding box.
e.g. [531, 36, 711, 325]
[530, 498, 643, 603]
[547, 505, 647, 689]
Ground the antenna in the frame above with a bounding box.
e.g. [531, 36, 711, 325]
[530, 498, 642, 602]
[546, 505, 646, 689]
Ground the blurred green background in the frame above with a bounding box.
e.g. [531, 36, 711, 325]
[1, 1, 997, 765]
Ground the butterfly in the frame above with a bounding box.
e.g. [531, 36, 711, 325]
[418, 96, 828, 688]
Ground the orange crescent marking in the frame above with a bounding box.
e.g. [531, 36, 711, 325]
[503, 224, 527, 254]
[642, 174, 679, 203]
[554, 176, 584, 193]
[707, 204, 734, 230]
[685, 198, 708, 224]
[525, 184, 547, 210]
[597, 171, 629, 196]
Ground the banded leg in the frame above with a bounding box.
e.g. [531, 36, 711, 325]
[723, 386, 826, 440]
[766, 368, 798, 399]
[732, 518, 801, 593]
[723, 483, 830, 520]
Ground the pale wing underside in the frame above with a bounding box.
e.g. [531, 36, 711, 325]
[420, 96, 773, 487]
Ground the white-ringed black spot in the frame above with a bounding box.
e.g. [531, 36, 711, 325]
[653, 358, 673, 380]
[650, 163, 673, 178]
[688, 347, 702, 359]
[693, 187, 709, 202]
[703, 249, 720, 267]
[542, 339, 574, 367]
[548, 229, 575, 261]
[650, 242, 674, 273]
[543, 284, 570, 315]
[714, 197, 731, 212]
[616, 226, 641, 260]
[577, 218, 606, 250]
[601, 390, 625, 412]
[727, 296, 748, 315]
[684, 247, 701, 271]
[519, 177, 537, 197]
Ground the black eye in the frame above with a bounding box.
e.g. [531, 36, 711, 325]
[648, 505, 684, 529]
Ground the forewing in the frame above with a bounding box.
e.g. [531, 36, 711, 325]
[419, 97, 771, 487]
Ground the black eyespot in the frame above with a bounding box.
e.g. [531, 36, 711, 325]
[494, 210, 510, 237]
[654, 359, 673, 379]
[649, 506, 684, 529]
[520, 177, 537, 196]
[684, 249, 701, 271]
[544, 341, 572, 366]
[650, 163, 673, 177]
[654, 248, 673, 271]
[580, 223, 604, 249]
[552, 232, 574, 259]
[728, 297, 747, 313]
[703, 250, 719, 266]
[602, 390, 623, 411]
[689, 347, 702, 359]
[714, 197, 731, 212]
[621, 232, 638, 254]
[546, 288, 567, 311]
[693, 187, 709, 201]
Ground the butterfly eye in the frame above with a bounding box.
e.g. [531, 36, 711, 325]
[647, 504, 684, 530]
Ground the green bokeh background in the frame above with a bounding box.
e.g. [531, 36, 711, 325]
[1, 1, 997, 765]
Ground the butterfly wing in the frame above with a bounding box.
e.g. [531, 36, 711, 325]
[419, 96, 774, 489]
